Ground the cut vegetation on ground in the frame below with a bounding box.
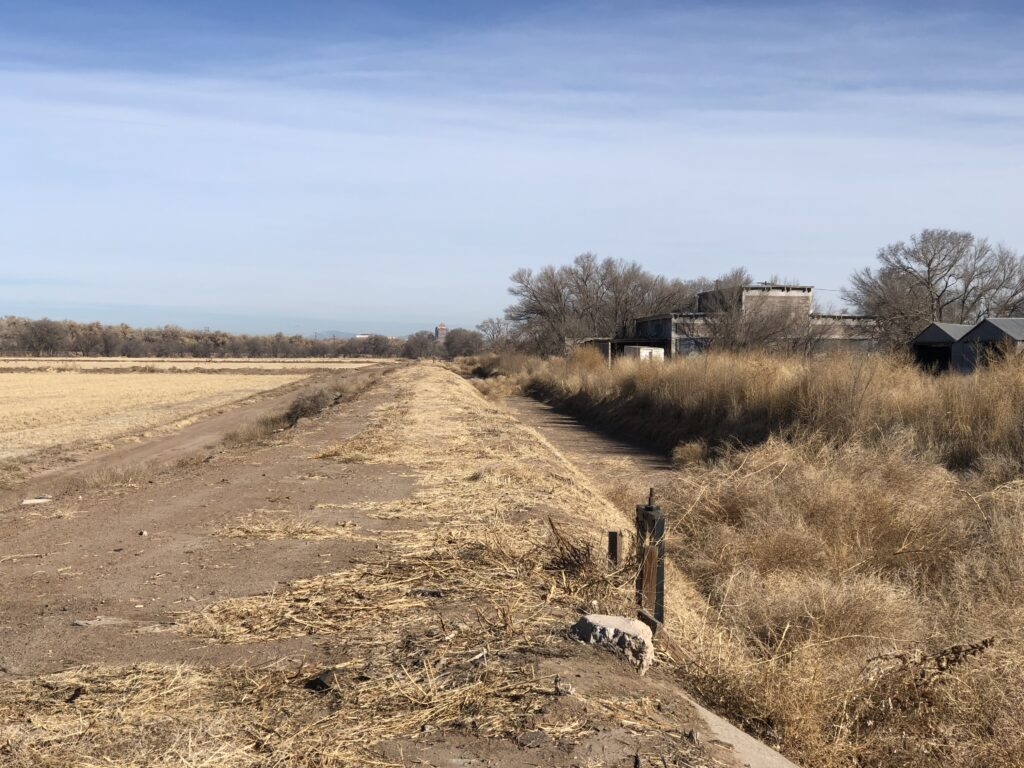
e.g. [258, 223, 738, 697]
[0, 362, 737, 767]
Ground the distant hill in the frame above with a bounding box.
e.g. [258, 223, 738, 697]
[316, 330, 356, 339]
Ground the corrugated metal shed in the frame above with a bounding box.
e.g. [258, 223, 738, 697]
[962, 318, 1024, 342]
[912, 322, 974, 345]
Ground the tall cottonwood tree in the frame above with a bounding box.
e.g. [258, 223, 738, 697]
[844, 229, 1024, 346]
[505, 253, 699, 354]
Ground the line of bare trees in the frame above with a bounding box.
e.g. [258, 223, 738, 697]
[0, 316, 405, 358]
[0, 316, 488, 361]
[488, 230, 1024, 355]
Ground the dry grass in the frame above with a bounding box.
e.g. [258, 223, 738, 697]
[223, 372, 381, 448]
[495, 349, 1024, 768]
[0, 371, 305, 462]
[510, 347, 1024, 473]
[220, 513, 361, 540]
[657, 437, 1024, 767]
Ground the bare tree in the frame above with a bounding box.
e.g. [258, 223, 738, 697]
[476, 317, 513, 351]
[402, 331, 439, 359]
[18, 318, 69, 355]
[506, 253, 699, 354]
[844, 229, 1024, 346]
[677, 271, 821, 352]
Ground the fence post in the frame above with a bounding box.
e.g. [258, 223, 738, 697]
[635, 487, 665, 633]
[607, 530, 625, 567]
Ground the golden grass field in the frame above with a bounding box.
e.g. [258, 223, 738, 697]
[0, 357, 383, 372]
[0, 371, 305, 461]
[487, 348, 1024, 768]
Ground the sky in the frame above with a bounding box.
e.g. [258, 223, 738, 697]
[1, 1, 1022, 335]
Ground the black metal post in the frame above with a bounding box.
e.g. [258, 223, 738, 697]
[608, 530, 624, 567]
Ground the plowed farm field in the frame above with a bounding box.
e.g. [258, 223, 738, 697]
[0, 357, 382, 372]
[0, 371, 304, 461]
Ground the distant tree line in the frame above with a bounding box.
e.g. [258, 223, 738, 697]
[0, 316, 486, 360]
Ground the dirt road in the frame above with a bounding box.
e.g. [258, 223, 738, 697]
[0, 364, 792, 767]
[0, 367, 408, 675]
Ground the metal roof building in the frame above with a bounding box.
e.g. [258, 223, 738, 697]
[911, 322, 974, 372]
[912, 318, 1024, 372]
[958, 318, 1024, 370]
[963, 317, 1024, 341]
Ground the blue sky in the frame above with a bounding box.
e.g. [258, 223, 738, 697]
[1, 1, 1022, 335]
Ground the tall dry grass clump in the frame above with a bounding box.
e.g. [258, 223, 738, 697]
[494, 349, 1024, 767]
[515, 349, 1024, 472]
[661, 437, 1024, 767]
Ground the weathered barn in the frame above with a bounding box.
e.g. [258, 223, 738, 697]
[958, 318, 1024, 370]
[911, 322, 973, 372]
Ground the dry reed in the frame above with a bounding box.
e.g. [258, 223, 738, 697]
[494, 348, 1024, 767]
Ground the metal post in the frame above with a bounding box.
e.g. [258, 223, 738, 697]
[635, 487, 665, 632]
[608, 530, 624, 567]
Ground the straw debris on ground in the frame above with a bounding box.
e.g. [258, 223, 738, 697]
[0, 363, 712, 767]
[220, 513, 361, 541]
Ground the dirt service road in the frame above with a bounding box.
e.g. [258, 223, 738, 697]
[0, 364, 787, 767]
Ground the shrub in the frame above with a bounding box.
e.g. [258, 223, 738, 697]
[284, 388, 333, 426]
[671, 439, 707, 467]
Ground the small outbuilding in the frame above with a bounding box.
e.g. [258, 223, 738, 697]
[958, 318, 1024, 370]
[911, 322, 974, 372]
[623, 345, 665, 362]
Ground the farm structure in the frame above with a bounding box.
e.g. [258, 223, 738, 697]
[622, 345, 665, 361]
[603, 284, 874, 358]
[912, 318, 1024, 372]
[911, 323, 974, 371]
